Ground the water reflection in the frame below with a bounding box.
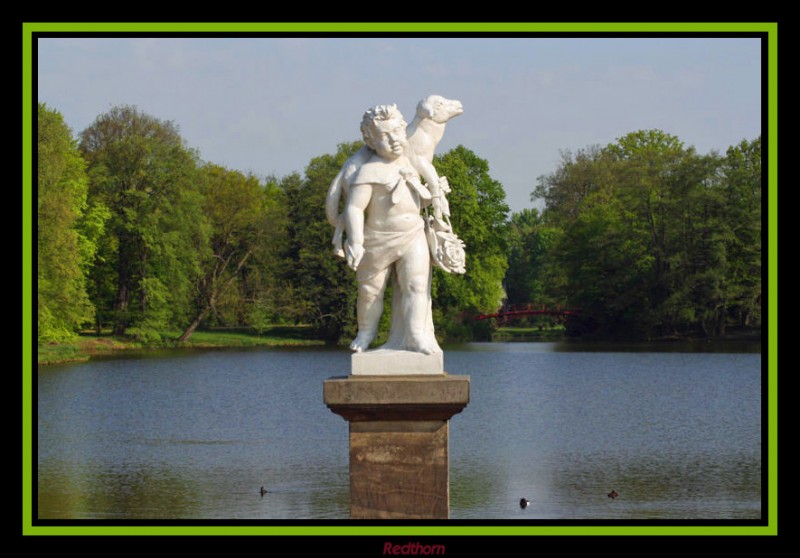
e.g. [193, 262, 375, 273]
[38, 462, 198, 519]
[447, 339, 761, 354]
[38, 460, 351, 520]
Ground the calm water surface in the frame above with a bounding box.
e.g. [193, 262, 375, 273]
[37, 342, 762, 520]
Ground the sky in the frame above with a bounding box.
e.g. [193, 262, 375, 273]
[37, 36, 762, 213]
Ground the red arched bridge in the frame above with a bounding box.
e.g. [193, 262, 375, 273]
[475, 304, 581, 323]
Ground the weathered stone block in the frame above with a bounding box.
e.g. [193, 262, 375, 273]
[324, 375, 470, 519]
[350, 421, 449, 519]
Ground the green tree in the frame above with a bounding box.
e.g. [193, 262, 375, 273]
[720, 136, 762, 329]
[535, 129, 761, 339]
[533, 145, 614, 222]
[504, 208, 558, 307]
[178, 165, 285, 340]
[431, 146, 510, 338]
[80, 105, 205, 340]
[555, 188, 655, 337]
[37, 103, 108, 342]
[280, 142, 363, 344]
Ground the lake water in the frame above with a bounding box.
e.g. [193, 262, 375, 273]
[36, 342, 762, 521]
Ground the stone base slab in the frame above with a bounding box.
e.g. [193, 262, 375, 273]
[351, 350, 444, 376]
[324, 374, 469, 422]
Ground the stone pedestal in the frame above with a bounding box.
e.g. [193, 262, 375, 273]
[324, 373, 470, 519]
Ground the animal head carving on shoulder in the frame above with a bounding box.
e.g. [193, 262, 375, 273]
[416, 95, 464, 124]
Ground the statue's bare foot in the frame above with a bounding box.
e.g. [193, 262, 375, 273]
[349, 333, 373, 353]
[409, 337, 437, 355]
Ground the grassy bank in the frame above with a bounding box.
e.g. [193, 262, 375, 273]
[37, 326, 323, 366]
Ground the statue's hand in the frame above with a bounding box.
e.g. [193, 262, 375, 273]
[439, 176, 451, 193]
[345, 242, 365, 271]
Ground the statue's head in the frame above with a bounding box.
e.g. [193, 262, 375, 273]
[361, 104, 407, 161]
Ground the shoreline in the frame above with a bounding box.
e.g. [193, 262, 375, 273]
[38, 325, 762, 366]
[37, 327, 324, 366]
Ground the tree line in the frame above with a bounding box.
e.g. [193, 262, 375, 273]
[510, 129, 761, 339]
[37, 103, 761, 344]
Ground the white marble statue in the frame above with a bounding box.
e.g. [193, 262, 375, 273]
[325, 96, 466, 355]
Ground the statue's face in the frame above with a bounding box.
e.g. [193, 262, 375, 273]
[367, 117, 407, 161]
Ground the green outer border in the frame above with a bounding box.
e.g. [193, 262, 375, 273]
[23, 21, 777, 537]
[22, 22, 33, 536]
[22, 21, 775, 33]
[767, 23, 778, 538]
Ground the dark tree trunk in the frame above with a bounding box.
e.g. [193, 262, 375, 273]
[177, 250, 252, 342]
[112, 283, 129, 336]
[178, 306, 212, 342]
[113, 233, 136, 336]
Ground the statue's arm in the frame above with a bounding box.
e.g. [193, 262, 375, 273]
[343, 183, 372, 270]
